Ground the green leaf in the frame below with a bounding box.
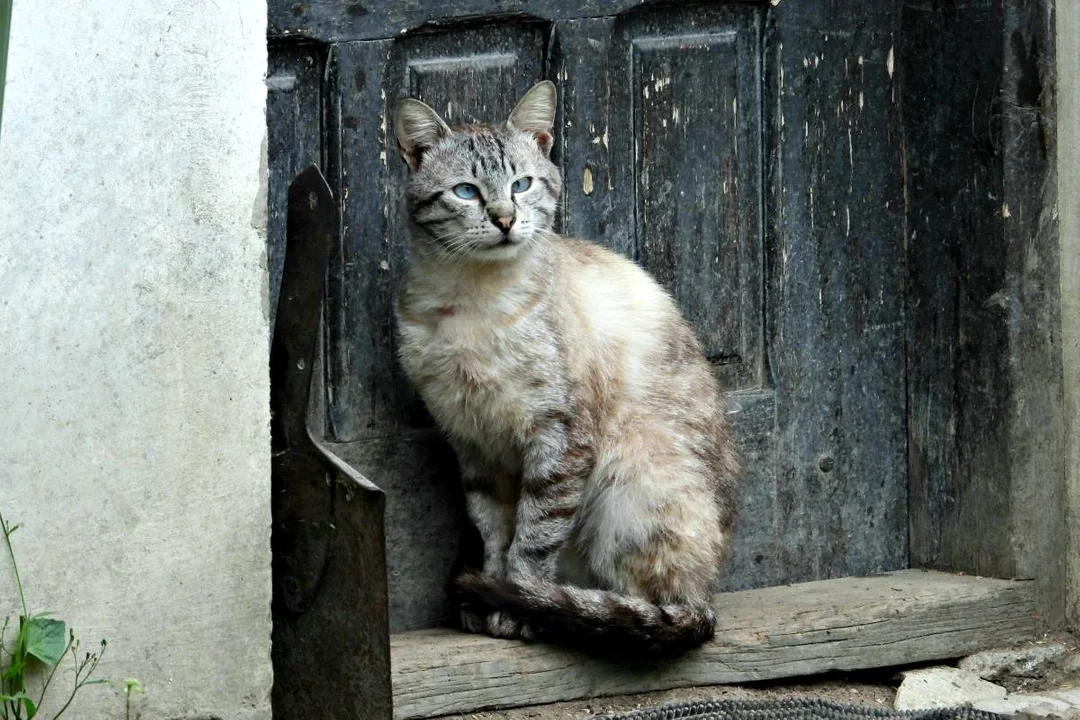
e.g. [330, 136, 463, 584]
[0, 692, 36, 717]
[1, 661, 22, 681]
[22, 619, 65, 666]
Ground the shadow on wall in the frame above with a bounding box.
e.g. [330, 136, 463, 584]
[0, 0, 10, 132]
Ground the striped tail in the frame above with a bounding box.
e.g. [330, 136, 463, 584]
[455, 572, 716, 657]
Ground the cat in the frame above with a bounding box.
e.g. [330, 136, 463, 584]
[392, 81, 738, 656]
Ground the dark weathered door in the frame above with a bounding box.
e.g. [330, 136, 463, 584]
[268, 0, 909, 635]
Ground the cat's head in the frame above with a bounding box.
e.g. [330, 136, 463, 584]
[393, 81, 562, 262]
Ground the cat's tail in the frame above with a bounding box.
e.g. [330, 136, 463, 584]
[455, 571, 715, 657]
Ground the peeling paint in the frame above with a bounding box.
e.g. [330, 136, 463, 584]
[886, 46, 895, 78]
[1002, 203, 1012, 218]
[847, 129, 854, 192]
[583, 167, 594, 196]
[732, 98, 738, 157]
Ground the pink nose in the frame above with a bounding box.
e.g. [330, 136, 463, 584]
[492, 215, 515, 232]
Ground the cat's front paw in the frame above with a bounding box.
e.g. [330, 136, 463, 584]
[486, 611, 526, 639]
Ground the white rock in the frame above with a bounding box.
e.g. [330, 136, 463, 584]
[960, 643, 1070, 683]
[972, 692, 1079, 719]
[894, 666, 1007, 710]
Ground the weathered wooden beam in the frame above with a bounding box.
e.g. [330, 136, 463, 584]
[902, 0, 1065, 632]
[1060, 0, 1080, 635]
[390, 570, 1035, 719]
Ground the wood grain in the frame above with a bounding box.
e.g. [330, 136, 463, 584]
[269, 0, 764, 43]
[901, 0, 1065, 630]
[390, 570, 1036, 718]
[764, 2, 909, 584]
[266, 46, 322, 340]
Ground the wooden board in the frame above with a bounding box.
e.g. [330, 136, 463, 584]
[1058, 0, 1080, 633]
[390, 571, 1035, 719]
[901, 0, 1065, 631]
[763, 1, 909, 584]
[269, 0, 764, 43]
[267, 46, 323, 340]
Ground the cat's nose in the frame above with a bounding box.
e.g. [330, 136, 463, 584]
[486, 201, 516, 234]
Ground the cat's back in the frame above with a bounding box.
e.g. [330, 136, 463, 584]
[550, 235, 691, 351]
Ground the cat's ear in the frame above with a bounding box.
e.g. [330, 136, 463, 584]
[507, 81, 556, 155]
[393, 98, 452, 171]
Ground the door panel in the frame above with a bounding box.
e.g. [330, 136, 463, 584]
[765, 17, 909, 582]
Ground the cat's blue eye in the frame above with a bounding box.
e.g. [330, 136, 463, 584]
[453, 183, 480, 200]
[511, 177, 532, 194]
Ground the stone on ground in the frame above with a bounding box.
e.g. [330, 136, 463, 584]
[893, 667, 1007, 710]
[972, 687, 1080, 718]
[960, 642, 1072, 690]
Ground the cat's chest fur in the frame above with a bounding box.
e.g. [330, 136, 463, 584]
[397, 295, 560, 454]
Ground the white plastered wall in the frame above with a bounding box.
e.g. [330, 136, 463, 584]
[0, 1, 272, 718]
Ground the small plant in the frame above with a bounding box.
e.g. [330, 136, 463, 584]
[121, 679, 143, 720]
[0, 511, 108, 719]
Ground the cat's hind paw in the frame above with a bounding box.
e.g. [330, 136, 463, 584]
[486, 611, 525, 638]
[460, 608, 487, 634]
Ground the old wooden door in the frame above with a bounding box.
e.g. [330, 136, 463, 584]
[268, 0, 909, 636]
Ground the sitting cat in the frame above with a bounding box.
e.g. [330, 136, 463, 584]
[392, 81, 738, 655]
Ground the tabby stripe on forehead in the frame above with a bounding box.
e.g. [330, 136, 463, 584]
[412, 191, 443, 213]
[494, 136, 507, 170]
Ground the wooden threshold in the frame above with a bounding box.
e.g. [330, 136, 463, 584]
[390, 570, 1036, 719]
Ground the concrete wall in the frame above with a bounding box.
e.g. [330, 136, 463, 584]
[1060, 0, 1080, 633]
[0, 2, 272, 718]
